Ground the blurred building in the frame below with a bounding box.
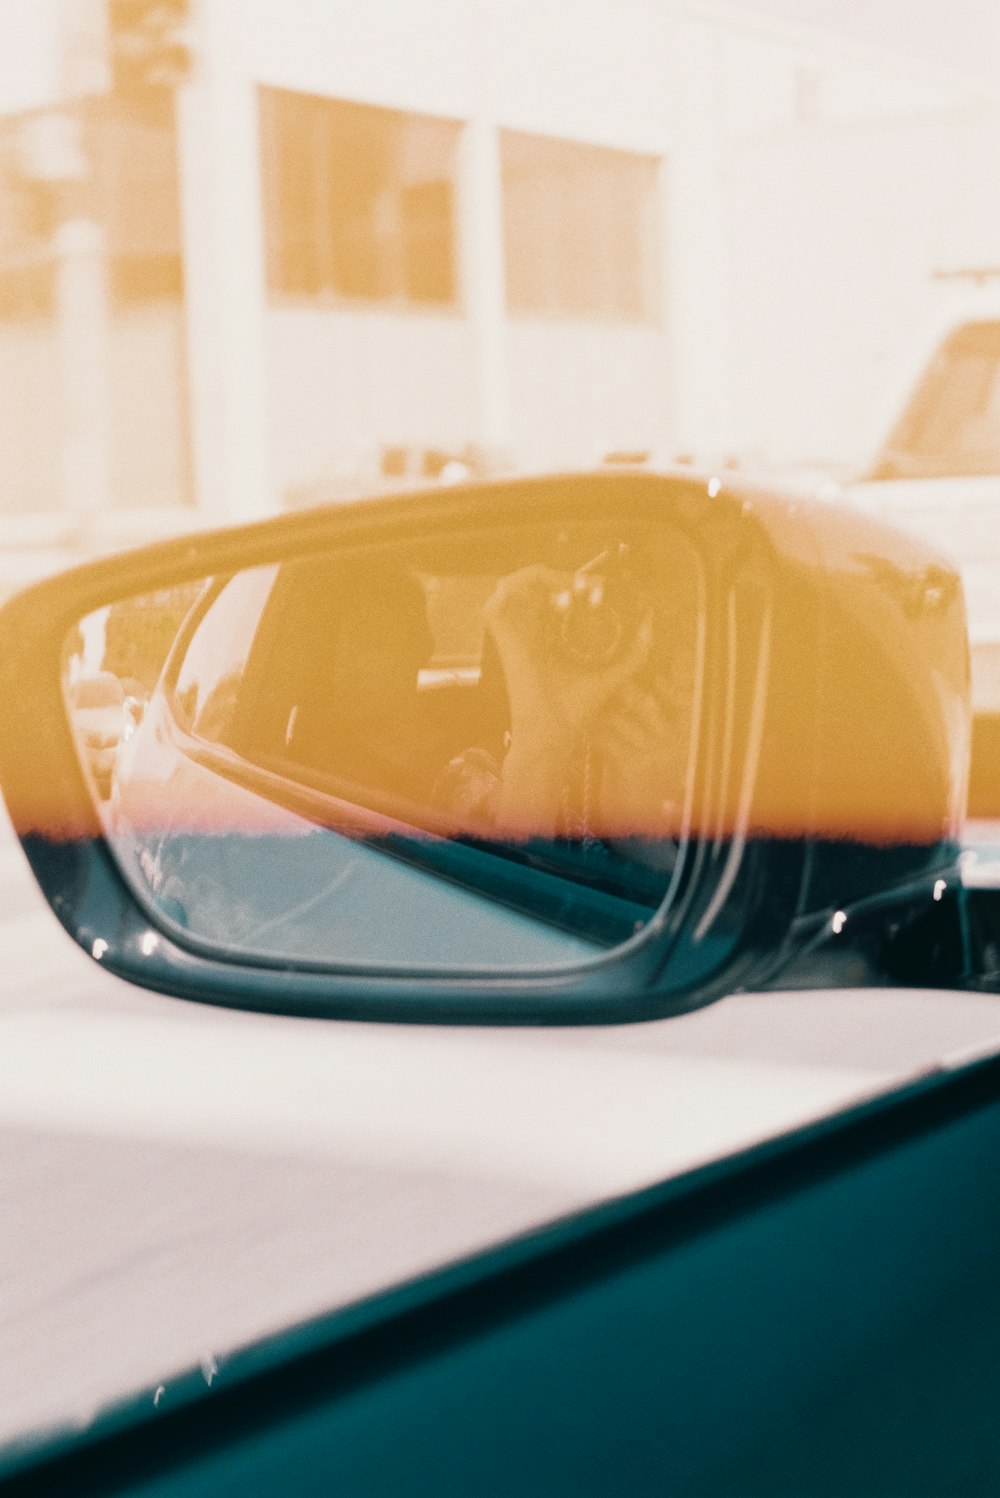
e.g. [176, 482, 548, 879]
[0, 0, 997, 579]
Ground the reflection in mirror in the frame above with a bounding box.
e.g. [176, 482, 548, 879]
[63, 522, 705, 973]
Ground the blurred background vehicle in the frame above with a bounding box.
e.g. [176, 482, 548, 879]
[840, 278, 1000, 714]
[67, 666, 136, 797]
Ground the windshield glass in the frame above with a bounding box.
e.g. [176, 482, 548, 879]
[873, 321, 1000, 480]
[2, 0, 1000, 1465]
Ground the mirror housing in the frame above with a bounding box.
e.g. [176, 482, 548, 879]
[0, 471, 970, 1023]
[970, 712, 1000, 821]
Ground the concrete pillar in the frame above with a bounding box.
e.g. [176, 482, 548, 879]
[456, 7, 511, 469]
[58, 0, 110, 98]
[666, 17, 735, 466]
[54, 214, 112, 536]
[175, 0, 272, 523]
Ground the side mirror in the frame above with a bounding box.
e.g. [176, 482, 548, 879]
[0, 472, 970, 1023]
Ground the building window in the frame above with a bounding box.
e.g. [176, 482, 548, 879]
[260, 87, 460, 308]
[501, 131, 661, 323]
[94, 93, 184, 306]
[0, 257, 55, 321]
[0, 137, 58, 320]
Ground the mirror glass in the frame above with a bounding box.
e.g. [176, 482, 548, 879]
[63, 520, 705, 972]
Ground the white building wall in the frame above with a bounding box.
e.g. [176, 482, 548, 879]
[185, 0, 681, 507]
[667, 6, 997, 472]
[0, 325, 64, 514]
[0, 0, 61, 113]
[0, 308, 189, 518]
[267, 308, 474, 498]
[3, 0, 997, 550]
[237, 0, 675, 152]
[690, 3, 986, 134]
[87, 7, 1000, 515]
[108, 305, 190, 513]
[507, 323, 672, 470]
[724, 109, 1000, 474]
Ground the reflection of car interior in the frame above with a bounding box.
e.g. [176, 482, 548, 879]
[228, 558, 503, 816]
[149, 528, 702, 938]
[168, 559, 505, 825]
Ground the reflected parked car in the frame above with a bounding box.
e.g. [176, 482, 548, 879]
[67, 671, 138, 800]
[843, 295, 1000, 710]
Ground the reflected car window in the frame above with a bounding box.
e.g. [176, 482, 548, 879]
[879, 321, 1000, 479]
[173, 567, 280, 742]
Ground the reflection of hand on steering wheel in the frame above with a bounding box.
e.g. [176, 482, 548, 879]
[485, 564, 652, 751]
[484, 565, 652, 837]
[592, 673, 690, 840]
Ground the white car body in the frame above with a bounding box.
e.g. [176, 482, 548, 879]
[68, 671, 138, 796]
[840, 282, 1000, 707]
